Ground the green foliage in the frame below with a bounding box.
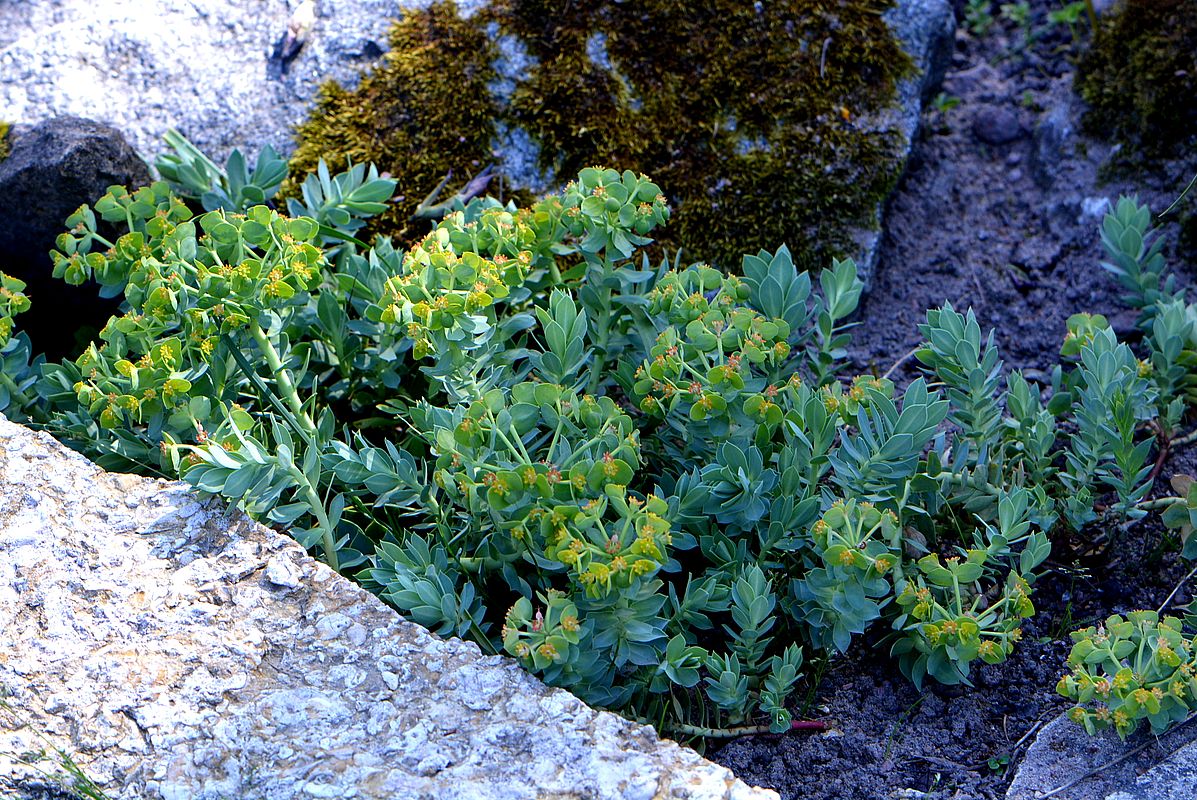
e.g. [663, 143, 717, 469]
[156, 131, 397, 251]
[1048, 1, 1088, 26]
[0, 121, 10, 162]
[0, 272, 40, 417]
[1000, 2, 1031, 28]
[1098, 196, 1197, 413]
[931, 93, 961, 114]
[1058, 326, 1156, 525]
[1058, 197, 1197, 744]
[1100, 196, 1176, 327]
[0, 271, 31, 347]
[156, 129, 289, 213]
[7, 141, 1195, 737]
[1048, 0, 1091, 43]
[965, 0, 995, 36]
[1161, 475, 1197, 560]
[1059, 611, 1197, 739]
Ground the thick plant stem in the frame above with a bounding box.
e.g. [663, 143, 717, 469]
[250, 321, 316, 437]
[932, 471, 1005, 496]
[1172, 427, 1197, 448]
[248, 322, 337, 571]
[1138, 496, 1184, 511]
[646, 718, 828, 739]
[286, 460, 341, 573]
[586, 287, 613, 397]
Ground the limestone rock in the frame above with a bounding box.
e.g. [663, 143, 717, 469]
[0, 0, 420, 163]
[851, 0, 957, 287]
[0, 416, 775, 800]
[1006, 712, 1197, 800]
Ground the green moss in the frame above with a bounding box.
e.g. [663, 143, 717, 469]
[1077, 0, 1197, 160]
[286, 2, 498, 238]
[0, 122, 10, 163]
[289, 0, 914, 268]
[494, 0, 912, 269]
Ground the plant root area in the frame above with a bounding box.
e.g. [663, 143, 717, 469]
[710, 2, 1197, 798]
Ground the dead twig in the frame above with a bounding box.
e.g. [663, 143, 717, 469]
[882, 344, 921, 380]
[1157, 564, 1197, 614]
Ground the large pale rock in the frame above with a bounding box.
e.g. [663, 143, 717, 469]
[1006, 712, 1197, 800]
[0, 416, 775, 800]
[0, 0, 427, 162]
[854, 0, 957, 286]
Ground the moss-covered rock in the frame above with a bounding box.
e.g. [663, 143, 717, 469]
[286, 2, 499, 238]
[0, 122, 10, 162]
[289, 0, 921, 270]
[1077, 0, 1197, 160]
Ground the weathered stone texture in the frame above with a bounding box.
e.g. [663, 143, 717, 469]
[0, 416, 775, 800]
[1006, 711, 1197, 800]
[0, 0, 427, 163]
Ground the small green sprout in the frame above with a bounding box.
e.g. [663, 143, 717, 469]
[965, 0, 995, 36]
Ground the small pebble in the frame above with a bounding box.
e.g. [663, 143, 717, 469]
[973, 106, 1023, 145]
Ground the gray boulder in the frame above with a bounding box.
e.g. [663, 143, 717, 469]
[0, 117, 150, 358]
[972, 106, 1025, 146]
[0, 416, 775, 800]
[1006, 711, 1197, 800]
[852, 0, 957, 286]
[0, 0, 418, 163]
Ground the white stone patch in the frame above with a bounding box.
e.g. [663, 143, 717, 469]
[0, 416, 774, 799]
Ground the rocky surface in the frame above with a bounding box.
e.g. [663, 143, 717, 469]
[0, 117, 149, 359]
[0, 0, 428, 163]
[0, 416, 774, 800]
[1006, 712, 1197, 800]
[850, 0, 957, 285]
[0, 0, 953, 287]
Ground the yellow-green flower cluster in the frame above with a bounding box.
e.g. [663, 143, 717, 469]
[429, 383, 672, 598]
[65, 199, 325, 430]
[893, 559, 1034, 685]
[1059, 611, 1197, 739]
[0, 271, 31, 347]
[813, 499, 899, 576]
[562, 167, 669, 258]
[503, 591, 584, 671]
[377, 219, 536, 359]
[73, 337, 193, 429]
[51, 182, 192, 289]
[632, 264, 792, 422]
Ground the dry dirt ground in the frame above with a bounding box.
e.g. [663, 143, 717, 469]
[710, 3, 1197, 798]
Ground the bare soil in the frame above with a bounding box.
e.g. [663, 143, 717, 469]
[710, 4, 1197, 798]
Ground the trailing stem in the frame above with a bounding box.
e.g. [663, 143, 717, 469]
[249, 321, 317, 437]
